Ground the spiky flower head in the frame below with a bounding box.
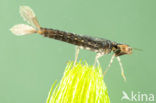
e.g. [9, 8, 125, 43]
[46, 61, 110, 103]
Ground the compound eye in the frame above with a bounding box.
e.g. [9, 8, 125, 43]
[128, 47, 132, 51]
[127, 47, 132, 54]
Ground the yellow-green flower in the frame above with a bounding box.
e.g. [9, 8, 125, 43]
[46, 61, 110, 103]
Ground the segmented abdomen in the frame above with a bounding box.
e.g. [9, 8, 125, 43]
[39, 28, 114, 53]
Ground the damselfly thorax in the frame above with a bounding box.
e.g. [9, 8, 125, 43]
[10, 6, 132, 81]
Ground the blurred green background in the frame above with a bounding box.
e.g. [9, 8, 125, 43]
[0, 0, 156, 103]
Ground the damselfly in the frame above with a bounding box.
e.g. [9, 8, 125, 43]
[10, 6, 133, 81]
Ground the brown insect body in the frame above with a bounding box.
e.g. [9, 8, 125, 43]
[10, 6, 133, 81]
[39, 28, 132, 56]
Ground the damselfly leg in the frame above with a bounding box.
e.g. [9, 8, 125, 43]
[103, 54, 127, 81]
[117, 56, 127, 81]
[94, 53, 104, 68]
[73, 46, 80, 66]
[103, 54, 115, 77]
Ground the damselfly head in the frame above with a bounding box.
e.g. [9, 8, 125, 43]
[113, 44, 132, 56]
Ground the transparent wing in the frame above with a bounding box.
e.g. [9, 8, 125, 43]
[20, 6, 40, 29]
[10, 24, 36, 36]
